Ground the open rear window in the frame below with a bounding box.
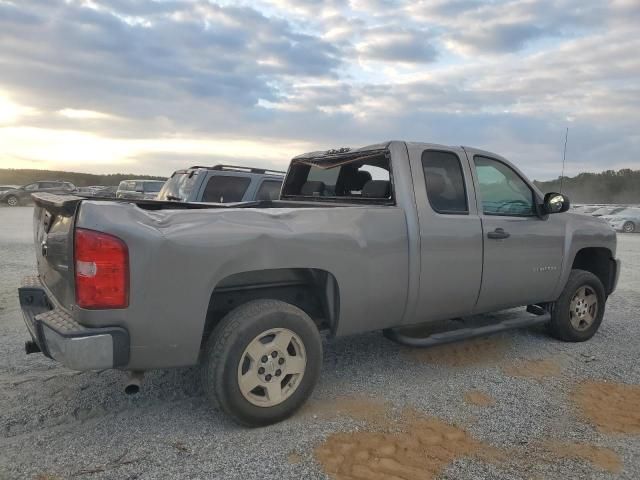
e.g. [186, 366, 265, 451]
[281, 149, 393, 204]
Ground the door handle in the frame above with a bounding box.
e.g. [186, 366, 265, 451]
[487, 227, 510, 239]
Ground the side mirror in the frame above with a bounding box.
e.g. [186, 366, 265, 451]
[543, 192, 570, 214]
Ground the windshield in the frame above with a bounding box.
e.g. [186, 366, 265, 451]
[143, 181, 165, 193]
[157, 172, 198, 201]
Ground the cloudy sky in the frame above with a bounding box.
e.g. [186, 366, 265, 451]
[0, 0, 638, 180]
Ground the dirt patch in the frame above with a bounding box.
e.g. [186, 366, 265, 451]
[464, 390, 495, 407]
[542, 441, 622, 473]
[503, 358, 561, 379]
[315, 412, 502, 480]
[572, 380, 640, 434]
[404, 336, 509, 367]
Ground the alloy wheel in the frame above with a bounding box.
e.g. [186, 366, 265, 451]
[237, 328, 306, 407]
[569, 285, 598, 331]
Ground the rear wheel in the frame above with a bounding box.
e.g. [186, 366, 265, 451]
[547, 269, 605, 342]
[622, 221, 635, 233]
[6, 195, 19, 207]
[202, 299, 322, 426]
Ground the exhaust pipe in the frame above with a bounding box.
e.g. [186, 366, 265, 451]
[124, 371, 144, 395]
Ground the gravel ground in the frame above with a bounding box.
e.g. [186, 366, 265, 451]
[1, 206, 639, 480]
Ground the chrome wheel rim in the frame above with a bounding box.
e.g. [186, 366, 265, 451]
[7, 197, 17, 206]
[623, 222, 634, 233]
[237, 328, 306, 407]
[569, 286, 598, 331]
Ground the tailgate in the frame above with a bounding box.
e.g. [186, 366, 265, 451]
[32, 193, 83, 310]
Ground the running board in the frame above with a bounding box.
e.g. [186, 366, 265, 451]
[383, 313, 550, 348]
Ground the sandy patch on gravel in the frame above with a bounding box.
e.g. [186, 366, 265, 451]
[572, 380, 640, 433]
[463, 390, 495, 407]
[502, 358, 561, 379]
[541, 441, 622, 473]
[315, 411, 503, 480]
[404, 337, 510, 367]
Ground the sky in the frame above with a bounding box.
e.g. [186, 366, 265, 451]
[0, 0, 638, 180]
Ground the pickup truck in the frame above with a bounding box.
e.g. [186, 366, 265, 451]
[19, 141, 620, 426]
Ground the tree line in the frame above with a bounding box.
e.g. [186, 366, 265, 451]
[533, 169, 640, 204]
[0, 169, 166, 187]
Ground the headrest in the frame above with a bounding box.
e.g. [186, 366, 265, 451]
[300, 181, 325, 196]
[362, 180, 390, 198]
[426, 171, 446, 195]
[354, 171, 373, 190]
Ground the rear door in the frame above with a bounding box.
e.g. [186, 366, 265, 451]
[468, 151, 565, 312]
[408, 145, 483, 322]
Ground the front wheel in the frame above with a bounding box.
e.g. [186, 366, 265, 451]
[6, 195, 19, 207]
[622, 221, 635, 233]
[202, 299, 322, 426]
[547, 269, 605, 342]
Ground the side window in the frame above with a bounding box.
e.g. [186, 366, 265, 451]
[256, 180, 282, 201]
[421, 150, 468, 214]
[39, 182, 58, 189]
[202, 176, 251, 203]
[473, 156, 535, 216]
[24, 183, 38, 191]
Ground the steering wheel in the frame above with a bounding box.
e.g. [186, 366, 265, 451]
[496, 200, 530, 213]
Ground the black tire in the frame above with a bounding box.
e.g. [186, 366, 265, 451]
[622, 221, 635, 233]
[202, 299, 322, 427]
[6, 195, 19, 207]
[547, 269, 605, 342]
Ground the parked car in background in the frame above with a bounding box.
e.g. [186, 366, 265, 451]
[606, 207, 640, 233]
[0, 185, 20, 194]
[76, 186, 118, 198]
[590, 206, 627, 217]
[116, 180, 165, 200]
[157, 164, 284, 203]
[1, 181, 76, 206]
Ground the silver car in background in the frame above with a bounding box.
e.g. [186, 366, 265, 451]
[605, 207, 640, 233]
[116, 179, 166, 200]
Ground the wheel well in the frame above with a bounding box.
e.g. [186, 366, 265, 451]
[571, 247, 614, 294]
[201, 268, 339, 345]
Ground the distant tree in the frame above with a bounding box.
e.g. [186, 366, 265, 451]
[0, 169, 166, 187]
[533, 169, 640, 204]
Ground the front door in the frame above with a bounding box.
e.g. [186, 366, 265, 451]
[469, 153, 565, 313]
[409, 146, 484, 323]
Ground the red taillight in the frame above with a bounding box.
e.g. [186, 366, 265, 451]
[75, 228, 129, 309]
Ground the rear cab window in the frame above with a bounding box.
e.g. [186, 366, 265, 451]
[281, 149, 393, 204]
[421, 150, 468, 214]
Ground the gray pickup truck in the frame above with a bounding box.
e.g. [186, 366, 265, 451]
[19, 141, 620, 426]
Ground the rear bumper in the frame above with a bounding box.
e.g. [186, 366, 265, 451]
[19, 276, 129, 370]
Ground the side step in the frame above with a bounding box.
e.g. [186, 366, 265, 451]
[383, 312, 550, 348]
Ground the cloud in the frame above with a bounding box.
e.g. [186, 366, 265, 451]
[0, 0, 638, 180]
[357, 27, 438, 63]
